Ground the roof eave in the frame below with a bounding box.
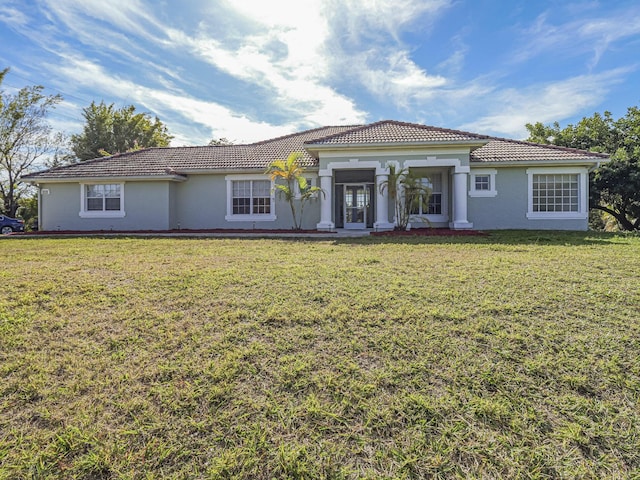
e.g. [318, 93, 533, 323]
[22, 174, 188, 184]
[470, 158, 608, 166]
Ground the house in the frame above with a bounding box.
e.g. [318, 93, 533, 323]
[22, 120, 609, 232]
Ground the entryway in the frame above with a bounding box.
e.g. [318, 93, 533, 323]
[334, 169, 376, 229]
[344, 184, 368, 229]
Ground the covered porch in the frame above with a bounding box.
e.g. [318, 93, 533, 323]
[316, 158, 474, 231]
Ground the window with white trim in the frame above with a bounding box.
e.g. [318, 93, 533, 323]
[475, 175, 490, 190]
[469, 169, 497, 197]
[87, 184, 121, 211]
[232, 180, 271, 214]
[532, 174, 578, 212]
[409, 173, 443, 215]
[80, 183, 125, 218]
[225, 175, 276, 221]
[526, 168, 588, 219]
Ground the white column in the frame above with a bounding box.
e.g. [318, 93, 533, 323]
[449, 169, 474, 229]
[374, 173, 394, 231]
[316, 172, 334, 231]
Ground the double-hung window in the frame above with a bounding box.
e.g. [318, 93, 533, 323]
[80, 183, 125, 217]
[226, 175, 276, 221]
[232, 180, 271, 214]
[526, 168, 588, 219]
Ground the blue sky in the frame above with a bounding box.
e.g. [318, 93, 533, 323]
[1, 0, 639, 146]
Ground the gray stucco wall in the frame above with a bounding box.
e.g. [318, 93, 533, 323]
[40, 181, 172, 231]
[38, 165, 589, 232]
[39, 174, 323, 232]
[168, 182, 178, 229]
[173, 174, 321, 230]
[468, 167, 588, 230]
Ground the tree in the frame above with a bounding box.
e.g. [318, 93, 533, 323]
[266, 152, 323, 230]
[525, 112, 617, 153]
[208, 137, 233, 146]
[70, 101, 172, 160]
[16, 192, 38, 230]
[525, 107, 640, 231]
[0, 68, 62, 217]
[379, 164, 431, 230]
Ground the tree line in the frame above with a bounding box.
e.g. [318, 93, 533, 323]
[1, 66, 639, 230]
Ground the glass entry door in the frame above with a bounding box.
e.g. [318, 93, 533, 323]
[344, 184, 368, 229]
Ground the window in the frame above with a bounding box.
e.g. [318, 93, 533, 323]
[226, 175, 276, 221]
[409, 173, 443, 215]
[475, 175, 490, 190]
[232, 180, 271, 214]
[86, 184, 121, 211]
[532, 174, 578, 212]
[526, 168, 588, 219]
[80, 183, 125, 217]
[295, 177, 317, 198]
[469, 169, 497, 197]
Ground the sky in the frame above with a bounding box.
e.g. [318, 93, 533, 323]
[1, 0, 639, 146]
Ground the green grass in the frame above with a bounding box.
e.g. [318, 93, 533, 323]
[1, 231, 639, 479]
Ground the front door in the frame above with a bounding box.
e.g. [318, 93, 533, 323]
[344, 184, 368, 229]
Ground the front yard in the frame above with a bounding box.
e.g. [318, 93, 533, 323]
[1, 232, 639, 478]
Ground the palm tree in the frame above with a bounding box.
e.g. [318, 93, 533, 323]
[266, 152, 324, 230]
[379, 164, 431, 230]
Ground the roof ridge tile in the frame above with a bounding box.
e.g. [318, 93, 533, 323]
[250, 124, 362, 146]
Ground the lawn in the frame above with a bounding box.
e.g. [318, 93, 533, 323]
[1, 231, 639, 479]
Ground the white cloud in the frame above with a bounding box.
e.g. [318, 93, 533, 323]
[162, 0, 454, 123]
[0, 3, 29, 27]
[35, 0, 173, 73]
[355, 50, 447, 108]
[50, 55, 296, 144]
[436, 35, 468, 76]
[327, 0, 453, 43]
[11, 0, 457, 137]
[513, 6, 640, 69]
[459, 69, 630, 138]
[578, 14, 640, 68]
[9, 0, 636, 148]
[314, 0, 456, 110]
[163, 2, 368, 127]
[40, 0, 164, 39]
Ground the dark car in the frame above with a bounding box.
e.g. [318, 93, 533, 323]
[0, 215, 25, 234]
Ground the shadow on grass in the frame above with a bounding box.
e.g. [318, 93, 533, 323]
[329, 230, 639, 246]
[10, 230, 637, 247]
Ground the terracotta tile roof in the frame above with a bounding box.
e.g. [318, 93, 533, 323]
[249, 125, 360, 167]
[305, 120, 490, 145]
[471, 138, 610, 163]
[23, 125, 360, 180]
[22, 121, 608, 181]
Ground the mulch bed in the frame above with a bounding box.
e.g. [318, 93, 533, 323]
[15, 228, 331, 235]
